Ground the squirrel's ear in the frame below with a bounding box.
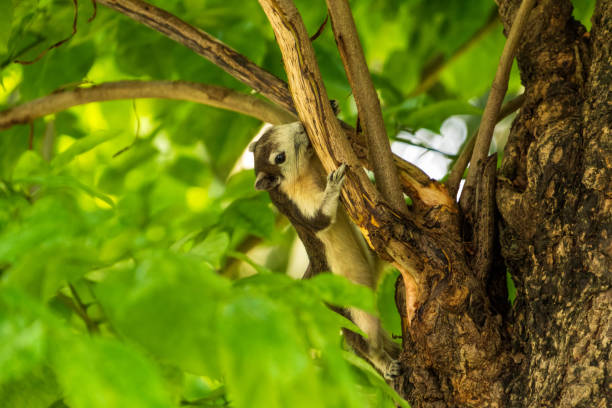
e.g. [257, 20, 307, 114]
[255, 172, 280, 191]
[248, 141, 257, 153]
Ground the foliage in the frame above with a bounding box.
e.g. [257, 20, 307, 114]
[0, 0, 595, 407]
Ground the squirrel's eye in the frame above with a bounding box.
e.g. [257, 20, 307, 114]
[275, 152, 286, 164]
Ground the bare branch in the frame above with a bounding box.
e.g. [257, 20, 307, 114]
[326, 0, 406, 215]
[96, 0, 295, 113]
[446, 93, 525, 198]
[460, 0, 536, 210]
[0, 80, 296, 131]
[97, 0, 438, 205]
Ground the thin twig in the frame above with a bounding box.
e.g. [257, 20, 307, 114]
[0, 80, 296, 131]
[88, 0, 98, 22]
[28, 122, 34, 150]
[0, 37, 45, 69]
[112, 99, 143, 157]
[446, 93, 525, 198]
[459, 0, 536, 211]
[56, 286, 99, 334]
[309, 15, 329, 42]
[15, 0, 80, 65]
[326, 0, 406, 215]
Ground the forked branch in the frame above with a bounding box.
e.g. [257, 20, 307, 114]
[96, 0, 443, 207]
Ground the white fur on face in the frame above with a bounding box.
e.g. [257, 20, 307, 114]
[266, 122, 311, 185]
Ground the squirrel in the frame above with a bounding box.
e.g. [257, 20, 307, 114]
[249, 121, 401, 379]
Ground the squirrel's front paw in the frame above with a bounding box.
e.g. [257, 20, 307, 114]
[383, 359, 402, 380]
[327, 163, 347, 190]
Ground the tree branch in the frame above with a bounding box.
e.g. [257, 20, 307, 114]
[0, 80, 296, 130]
[459, 0, 536, 211]
[96, 0, 442, 208]
[326, 0, 406, 215]
[446, 93, 525, 198]
[96, 0, 295, 113]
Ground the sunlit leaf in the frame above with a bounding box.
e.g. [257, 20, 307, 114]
[191, 229, 230, 268]
[304, 274, 377, 315]
[95, 251, 230, 378]
[52, 335, 172, 408]
[14, 175, 115, 208]
[51, 131, 121, 169]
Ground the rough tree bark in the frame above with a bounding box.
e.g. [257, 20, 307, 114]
[495, 0, 611, 406]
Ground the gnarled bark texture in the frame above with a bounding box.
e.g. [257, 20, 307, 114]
[496, 0, 611, 407]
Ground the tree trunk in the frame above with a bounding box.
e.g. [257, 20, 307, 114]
[495, 0, 611, 406]
[394, 1, 611, 407]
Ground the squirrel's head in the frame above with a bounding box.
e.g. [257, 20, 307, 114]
[249, 122, 313, 191]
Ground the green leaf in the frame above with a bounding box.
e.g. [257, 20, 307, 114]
[0, 289, 63, 406]
[51, 131, 120, 169]
[0, 195, 104, 300]
[0, 0, 13, 54]
[12, 150, 48, 180]
[95, 251, 231, 378]
[20, 42, 96, 100]
[227, 250, 274, 274]
[0, 366, 61, 408]
[0, 289, 49, 383]
[54, 111, 87, 139]
[14, 175, 115, 208]
[167, 155, 211, 186]
[0, 315, 46, 382]
[343, 351, 410, 408]
[3, 243, 97, 300]
[221, 194, 276, 239]
[219, 294, 321, 408]
[440, 25, 523, 98]
[304, 274, 377, 315]
[191, 229, 230, 269]
[52, 336, 172, 408]
[0, 126, 30, 180]
[223, 170, 258, 201]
